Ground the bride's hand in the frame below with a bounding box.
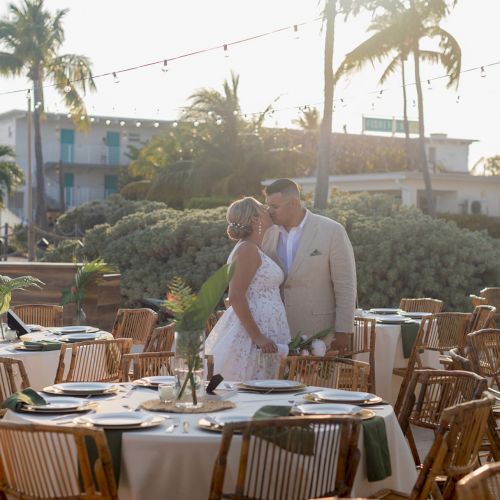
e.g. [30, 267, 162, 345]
[255, 335, 278, 353]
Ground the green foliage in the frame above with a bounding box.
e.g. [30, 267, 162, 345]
[0, 275, 43, 315]
[163, 277, 196, 321]
[67, 193, 500, 312]
[185, 196, 232, 209]
[39, 239, 84, 262]
[0, 145, 24, 206]
[60, 258, 111, 307]
[54, 195, 167, 234]
[119, 180, 152, 200]
[438, 213, 500, 239]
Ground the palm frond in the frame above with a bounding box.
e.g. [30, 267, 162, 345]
[378, 55, 401, 85]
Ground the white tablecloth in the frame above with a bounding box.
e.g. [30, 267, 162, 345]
[355, 321, 441, 404]
[0, 330, 113, 389]
[5, 386, 417, 499]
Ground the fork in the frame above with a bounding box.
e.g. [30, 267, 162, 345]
[165, 418, 180, 433]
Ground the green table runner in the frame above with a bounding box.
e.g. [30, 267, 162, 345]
[400, 321, 420, 358]
[2, 388, 47, 411]
[22, 340, 62, 351]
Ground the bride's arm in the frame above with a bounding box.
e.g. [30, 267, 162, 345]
[229, 242, 277, 353]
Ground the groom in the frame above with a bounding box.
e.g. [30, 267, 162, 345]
[262, 178, 357, 353]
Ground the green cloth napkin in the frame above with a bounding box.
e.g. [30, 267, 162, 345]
[84, 429, 123, 484]
[400, 321, 420, 358]
[23, 340, 62, 351]
[2, 388, 47, 411]
[362, 416, 392, 482]
[253, 405, 315, 455]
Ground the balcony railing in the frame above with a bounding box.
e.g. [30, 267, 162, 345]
[46, 185, 117, 208]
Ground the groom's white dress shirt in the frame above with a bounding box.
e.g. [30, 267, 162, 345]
[276, 210, 309, 275]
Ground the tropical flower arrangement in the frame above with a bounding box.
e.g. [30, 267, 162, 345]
[61, 259, 110, 324]
[163, 263, 234, 407]
[288, 328, 332, 356]
[0, 274, 43, 338]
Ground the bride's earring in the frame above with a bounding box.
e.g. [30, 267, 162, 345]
[258, 220, 262, 236]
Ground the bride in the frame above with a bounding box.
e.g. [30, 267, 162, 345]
[205, 197, 291, 380]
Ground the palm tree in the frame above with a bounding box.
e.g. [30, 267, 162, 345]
[334, 0, 460, 216]
[0, 145, 24, 206]
[0, 0, 96, 228]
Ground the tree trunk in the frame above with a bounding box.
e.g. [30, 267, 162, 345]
[401, 57, 412, 170]
[413, 49, 435, 217]
[32, 79, 48, 228]
[314, 0, 336, 209]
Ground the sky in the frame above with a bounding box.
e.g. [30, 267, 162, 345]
[0, 0, 498, 168]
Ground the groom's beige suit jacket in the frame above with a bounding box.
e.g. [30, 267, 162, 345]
[262, 212, 357, 338]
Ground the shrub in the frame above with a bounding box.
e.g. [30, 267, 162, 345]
[186, 196, 233, 209]
[39, 239, 84, 262]
[438, 213, 500, 239]
[120, 180, 152, 200]
[54, 192, 500, 311]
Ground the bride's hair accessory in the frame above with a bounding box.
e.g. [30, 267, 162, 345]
[226, 197, 263, 241]
[228, 221, 248, 230]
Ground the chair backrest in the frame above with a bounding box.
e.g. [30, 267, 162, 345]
[0, 420, 117, 499]
[0, 357, 30, 404]
[121, 351, 174, 381]
[347, 316, 376, 392]
[467, 305, 497, 334]
[480, 287, 500, 312]
[278, 356, 371, 392]
[209, 415, 361, 500]
[205, 311, 225, 336]
[410, 394, 494, 500]
[449, 347, 474, 371]
[11, 304, 63, 327]
[55, 339, 132, 384]
[143, 322, 175, 352]
[470, 294, 488, 308]
[398, 369, 488, 434]
[111, 308, 157, 345]
[467, 328, 500, 389]
[399, 298, 444, 313]
[456, 461, 500, 500]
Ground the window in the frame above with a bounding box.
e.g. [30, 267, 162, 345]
[60, 129, 75, 163]
[106, 132, 120, 165]
[104, 175, 118, 198]
[64, 172, 74, 207]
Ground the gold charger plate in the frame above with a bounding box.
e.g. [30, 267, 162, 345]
[303, 393, 383, 405]
[74, 413, 165, 430]
[198, 415, 250, 433]
[236, 382, 306, 394]
[42, 384, 119, 397]
[291, 405, 376, 420]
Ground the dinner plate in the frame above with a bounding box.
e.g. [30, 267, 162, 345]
[75, 412, 165, 429]
[368, 308, 401, 315]
[62, 333, 100, 342]
[198, 415, 250, 432]
[22, 397, 92, 414]
[26, 324, 43, 332]
[399, 311, 431, 319]
[305, 390, 383, 405]
[240, 380, 304, 390]
[54, 326, 99, 334]
[139, 375, 176, 386]
[12, 343, 44, 351]
[292, 403, 375, 420]
[375, 315, 410, 324]
[43, 382, 117, 396]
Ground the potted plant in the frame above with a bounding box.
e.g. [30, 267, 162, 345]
[61, 259, 110, 325]
[164, 263, 234, 408]
[0, 275, 43, 338]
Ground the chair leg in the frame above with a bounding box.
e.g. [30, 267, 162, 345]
[406, 426, 421, 466]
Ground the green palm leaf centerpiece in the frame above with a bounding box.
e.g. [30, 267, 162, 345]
[164, 263, 234, 407]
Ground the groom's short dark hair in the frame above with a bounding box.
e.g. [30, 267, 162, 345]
[264, 178, 300, 198]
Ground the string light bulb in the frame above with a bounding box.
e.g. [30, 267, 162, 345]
[480, 66, 486, 78]
[223, 44, 229, 58]
[90, 117, 95, 123]
[216, 117, 222, 125]
[293, 25, 300, 40]
[412, 99, 416, 108]
[172, 121, 178, 127]
[161, 60, 168, 73]
[456, 95, 460, 104]
[105, 119, 111, 125]
[67, 113, 72, 119]
[135, 121, 141, 127]
[341, 98, 346, 108]
[427, 80, 432, 90]
[80, 115, 85, 121]
[120, 120, 126, 126]
[113, 72, 120, 84]
[193, 121, 199, 127]
[64, 84, 71, 93]
[232, 110, 238, 116]
[154, 122, 160, 128]
[377, 90, 383, 99]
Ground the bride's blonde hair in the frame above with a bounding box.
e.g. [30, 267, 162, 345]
[226, 197, 263, 241]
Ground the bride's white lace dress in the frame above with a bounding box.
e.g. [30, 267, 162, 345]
[205, 242, 291, 380]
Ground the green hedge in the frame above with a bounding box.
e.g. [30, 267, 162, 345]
[48, 192, 500, 311]
[439, 213, 500, 239]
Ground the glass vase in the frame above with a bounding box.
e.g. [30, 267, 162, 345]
[73, 304, 87, 326]
[174, 330, 205, 409]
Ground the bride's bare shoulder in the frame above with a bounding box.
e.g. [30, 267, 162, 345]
[232, 241, 261, 262]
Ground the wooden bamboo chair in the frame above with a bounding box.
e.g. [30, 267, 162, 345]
[398, 369, 488, 465]
[467, 329, 500, 390]
[449, 347, 474, 371]
[0, 357, 30, 405]
[143, 322, 175, 352]
[344, 316, 376, 392]
[205, 310, 225, 336]
[457, 461, 500, 500]
[111, 308, 157, 345]
[372, 394, 494, 500]
[398, 298, 444, 314]
[467, 306, 497, 334]
[54, 338, 132, 384]
[209, 415, 361, 500]
[121, 351, 174, 381]
[0, 420, 118, 499]
[11, 304, 63, 327]
[480, 288, 500, 320]
[278, 356, 371, 392]
[393, 312, 472, 415]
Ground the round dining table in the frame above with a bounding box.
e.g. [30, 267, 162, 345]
[4, 384, 417, 499]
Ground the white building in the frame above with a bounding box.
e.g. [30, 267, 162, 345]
[266, 133, 500, 216]
[0, 109, 173, 220]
